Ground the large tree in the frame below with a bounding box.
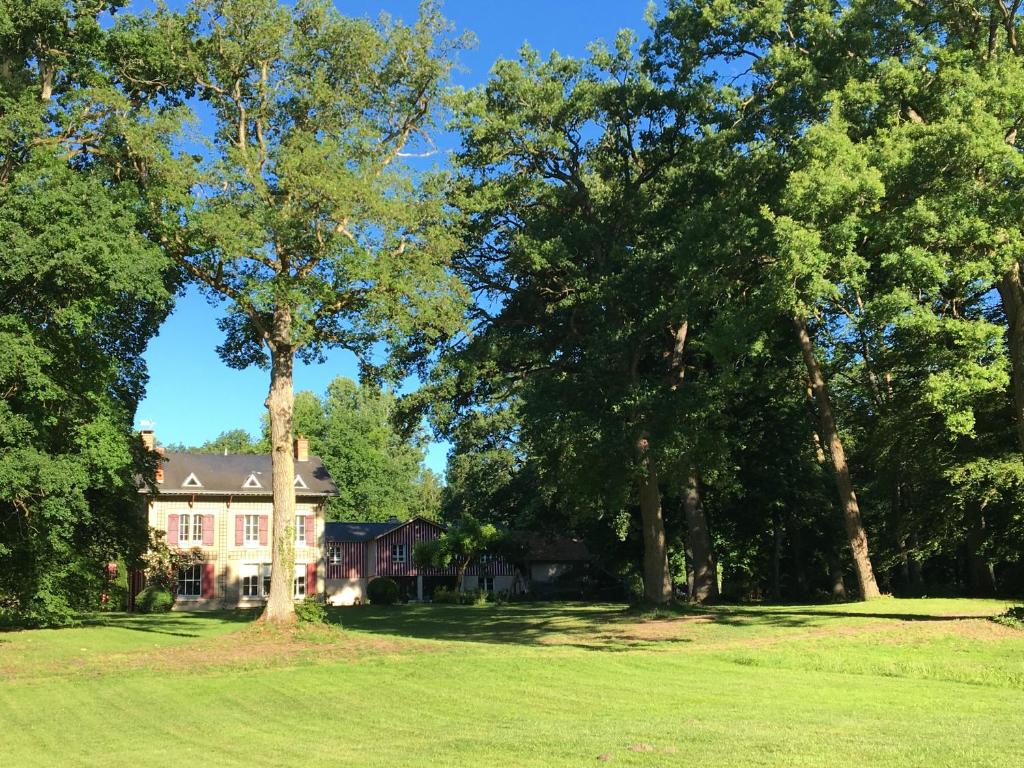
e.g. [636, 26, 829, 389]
[0, 0, 175, 623]
[289, 377, 441, 522]
[133, 0, 469, 623]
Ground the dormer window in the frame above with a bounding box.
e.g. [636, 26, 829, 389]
[181, 472, 202, 488]
[293, 474, 308, 490]
[243, 473, 262, 489]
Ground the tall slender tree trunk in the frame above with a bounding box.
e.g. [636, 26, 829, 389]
[683, 475, 718, 603]
[827, 551, 847, 601]
[794, 315, 881, 599]
[636, 435, 672, 604]
[997, 263, 1024, 456]
[965, 509, 997, 597]
[262, 305, 298, 624]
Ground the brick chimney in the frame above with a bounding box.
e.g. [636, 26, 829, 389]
[294, 435, 309, 462]
[155, 447, 165, 484]
[140, 429, 155, 452]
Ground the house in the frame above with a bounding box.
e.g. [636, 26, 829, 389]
[136, 429, 337, 609]
[324, 516, 520, 605]
[135, 429, 592, 608]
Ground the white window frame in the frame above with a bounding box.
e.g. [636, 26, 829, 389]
[295, 515, 306, 544]
[327, 543, 342, 565]
[178, 513, 203, 545]
[479, 575, 494, 593]
[392, 543, 406, 564]
[479, 552, 494, 565]
[177, 564, 202, 599]
[293, 563, 306, 599]
[240, 563, 260, 598]
[244, 514, 260, 545]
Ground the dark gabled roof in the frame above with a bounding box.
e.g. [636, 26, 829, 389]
[325, 521, 401, 542]
[325, 516, 441, 542]
[142, 452, 338, 497]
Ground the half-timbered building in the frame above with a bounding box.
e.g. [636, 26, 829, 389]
[324, 516, 520, 604]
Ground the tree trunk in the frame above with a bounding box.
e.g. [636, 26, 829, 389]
[827, 552, 847, 601]
[771, 512, 782, 602]
[965, 509, 997, 597]
[261, 306, 298, 624]
[683, 475, 718, 603]
[788, 513, 808, 600]
[454, 559, 470, 591]
[997, 263, 1024, 457]
[636, 435, 672, 604]
[794, 315, 881, 600]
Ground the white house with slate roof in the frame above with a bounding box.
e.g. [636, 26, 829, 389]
[136, 429, 338, 610]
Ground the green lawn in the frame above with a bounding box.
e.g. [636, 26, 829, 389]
[1, 599, 1021, 767]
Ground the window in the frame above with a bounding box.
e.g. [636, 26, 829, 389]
[178, 513, 203, 544]
[295, 515, 306, 544]
[479, 552, 494, 565]
[244, 515, 260, 544]
[327, 544, 342, 565]
[293, 564, 306, 598]
[479, 576, 494, 593]
[241, 564, 260, 598]
[294, 474, 308, 489]
[181, 472, 202, 488]
[392, 543, 406, 564]
[242, 473, 262, 489]
[177, 565, 201, 598]
[241, 574, 260, 597]
[261, 563, 272, 596]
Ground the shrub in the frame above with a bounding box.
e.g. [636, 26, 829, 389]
[432, 586, 460, 604]
[135, 587, 173, 614]
[992, 606, 1024, 631]
[295, 595, 327, 624]
[431, 586, 498, 605]
[367, 577, 399, 605]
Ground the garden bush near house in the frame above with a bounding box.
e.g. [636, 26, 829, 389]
[367, 577, 399, 606]
[134, 586, 173, 613]
[432, 587, 502, 605]
[295, 595, 327, 624]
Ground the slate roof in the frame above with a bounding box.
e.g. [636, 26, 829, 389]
[143, 452, 338, 497]
[324, 520, 404, 542]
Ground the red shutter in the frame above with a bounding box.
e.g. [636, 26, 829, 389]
[304, 515, 314, 544]
[203, 515, 214, 546]
[201, 563, 215, 599]
[306, 561, 317, 596]
[259, 515, 269, 546]
[235, 515, 244, 546]
[167, 514, 179, 545]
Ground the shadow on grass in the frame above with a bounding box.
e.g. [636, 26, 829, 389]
[75, 610, 258, 638]
[328, 600, 999, 648]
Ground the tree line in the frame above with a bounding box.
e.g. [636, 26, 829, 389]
[2, 1, 1023, 624]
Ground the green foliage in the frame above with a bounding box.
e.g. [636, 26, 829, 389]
[367, 577, 400, 606]
[285, 378, 441, 521]
[431, 586, 494, 605]
[294, 595, 328, 624]
[0, 0, 176, 626]
[992, 606, 1024, 631]
[135, 587, 174, 614]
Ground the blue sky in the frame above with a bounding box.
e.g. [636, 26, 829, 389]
[136, 0, 658, 475]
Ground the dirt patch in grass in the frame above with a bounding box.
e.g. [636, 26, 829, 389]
[0, 624, 424, 683]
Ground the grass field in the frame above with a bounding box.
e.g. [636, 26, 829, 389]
[1, 598, 1022, 767]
